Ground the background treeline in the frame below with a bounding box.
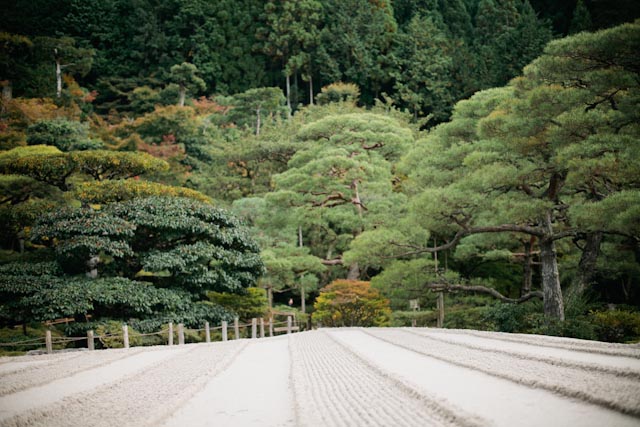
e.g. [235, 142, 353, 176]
[1, 1, 639, 347]
[3, 0, 638, 123]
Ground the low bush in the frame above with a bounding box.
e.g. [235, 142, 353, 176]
[0, 324, 63, 355]
[95, 321, 142, 349]
[445, 305, 494, 330]
[313, 280, 391, 327]
[483, 301, 542, 333]
[590, 309, 640, 343]
[391, 310, 436, 327]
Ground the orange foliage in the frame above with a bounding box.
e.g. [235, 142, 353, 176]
[192, 96, 230, 115]
[5, 98, 65, 125]
[137, 134, 186, 161]
[313, 280, 391, 327]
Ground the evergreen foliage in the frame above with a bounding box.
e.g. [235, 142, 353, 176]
[0, 197, 263, 327]
[1, 5, 639, 341]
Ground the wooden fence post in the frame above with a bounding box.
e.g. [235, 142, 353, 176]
[178, 323, 185, 345]
[260, 318, 265, 338]
[205, 321, 211, 343]
[287, 316, 292, 335]
[123, 324, 129, 349]
[87, 330, 95, 351]
[437, 292, 444, 328]
[234, 317, 240, 340]
[45, 330, 52, 354]
[168, 322, 174, 346]
[222, 321, 228, 341]
[251, 318, 257, 339]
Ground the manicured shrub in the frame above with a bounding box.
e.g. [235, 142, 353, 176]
[313, 280, 391, 327]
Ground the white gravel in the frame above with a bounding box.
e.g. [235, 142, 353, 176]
[0, 347, 154, 396]
[412, 329, 640, 371]
[0, 328, 638, 427]
[0, 346, 190, 423]
[162, 337, 294, 427]
[362, 328, 640, 416]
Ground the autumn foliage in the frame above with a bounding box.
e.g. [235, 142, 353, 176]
[313, 280, 391, 327]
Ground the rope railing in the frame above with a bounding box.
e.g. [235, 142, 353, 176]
[126, 331, 166, 338]
[0, 315, 301, 354]
[0, 337, 46, 346]
[51, 337, 88, 344]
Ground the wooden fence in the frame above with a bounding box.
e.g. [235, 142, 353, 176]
[0, 316, 298, 355]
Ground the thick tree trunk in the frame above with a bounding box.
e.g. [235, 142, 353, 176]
[539, 213, 564, 321]
[285, 74, 292, 118]
[178, 85, 186, 107]
[539, 237, 564, 321]
[347, 262, 360, 280]
[436, 292, 444, 328]
[573, 232, 603, 296]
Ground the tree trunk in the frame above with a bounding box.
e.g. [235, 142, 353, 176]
[539, 213, 564, 321]
[521, 238, 534, 296]
[178, 85, 186, 107]
[573, 231, 603, 296]
[285, 73, 292, 118]
[56, 58, 62, 98]
[309, 74, 314, 106]
[351, 179, 364, 228]
[298, 226, 303, 247]
[301, 285, 306, 314]
[347, 262, 360, 280]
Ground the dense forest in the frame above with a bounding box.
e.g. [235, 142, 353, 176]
[1, 0, 639, 346]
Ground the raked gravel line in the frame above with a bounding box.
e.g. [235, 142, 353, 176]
[0, 341, 246, 427]
[0, 354, 84, 376]
[423, 327, 640, 358]
[330, 329, 640, 427]
[162, 336, 294, 427]
[0, 346, 192, 425]
[289, 330, 484, 427]
[0, 346, 173, 396]
[409, 328, 640, 373]
[0, 351, 86, 372]
[363, 328, 640, 417]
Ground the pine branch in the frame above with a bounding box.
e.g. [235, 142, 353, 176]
[425, 283, 543, 303]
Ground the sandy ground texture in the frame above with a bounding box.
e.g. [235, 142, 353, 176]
[0, 328, 639, 427]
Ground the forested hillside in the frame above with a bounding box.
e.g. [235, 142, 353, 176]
[4, 0, 637, 121]
[1, 0, 639, 347]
